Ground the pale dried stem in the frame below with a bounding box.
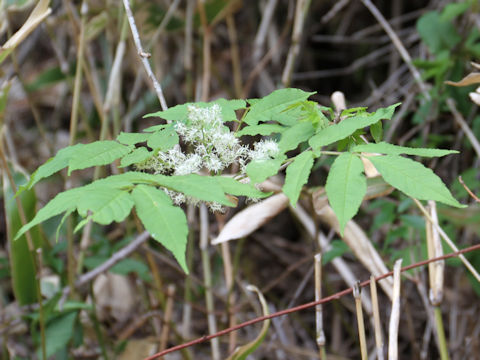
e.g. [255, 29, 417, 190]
[200, 204, 220, 360]
[370, 275, 385, 360]
[291, 204, 373, 314]
[354, 282, 368, 360]
[122, 0, 168, 110]
[322, 0, 350, 24]
[159, 284, 176, 356]
[388, 259, 403, 360]
[282, 0, 311, 87]
[426, 201, 444, 306]
[446, 98, 480, 159]
[413, 198, 480, 282]
[226, 14, 243, 98]
[198, 0, 211, 101]
[314, 254, 326, 358]
[253, 0, 278, 62]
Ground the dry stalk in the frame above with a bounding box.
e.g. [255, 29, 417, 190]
[314, 254, 327, 359]
[122, 0, 168, 110]
[354, 281, 368, 360]
[159, 284, 176, 356]
[413, 198, 480, 282]
[388, 259, 402, 360]
[282, 0, 311, 86]
[446, 98, 480, 159]
[200, 204, 220, 360]
[370, 275, 384, 360]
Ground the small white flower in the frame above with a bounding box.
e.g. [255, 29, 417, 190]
[205, 154, 223, 173]
[249, 139, 280, 161]
[174, 153, 202, 175]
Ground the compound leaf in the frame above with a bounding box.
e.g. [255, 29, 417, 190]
[236, 124, 286, 137]
[144, 98, 245, 123]
[325, 153, 366, 234]
[19, 143, 84, 193]
[246, 157, 285, 184]
[15, 187, 83, 240]
[244, 88, 315, 126]
[352, 142, 458, 157]
[157, 174, 235, 206]
[77, 187, 134, 225]
[116, 132, 151, 145]
[120, 147, 152, 168]
[309, 103, 400, 149]
[147, 125, 179, 151]
[215, 176, 272, 198]
[368, 154, 464, 207]
[283, 150, 314, 206]
[68, 141, 133, 174]
[132, 185, 188, 272]
[278, 121, 315, 153]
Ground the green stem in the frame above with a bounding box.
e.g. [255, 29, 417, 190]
[434, 306, 450, 360]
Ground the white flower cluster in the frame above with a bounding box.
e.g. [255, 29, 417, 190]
[138, 104, 280, 210]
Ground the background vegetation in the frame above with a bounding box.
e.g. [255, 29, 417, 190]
[1, 0, 479, 359]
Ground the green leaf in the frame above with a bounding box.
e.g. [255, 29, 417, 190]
[236, 124, 286, 137]
[157, 174, 235, 206]
[89, 172, 235, 205]
[278, 121, 315, 153]
[368, 155, 465, 207]
[147, 125, 179, 151]
[370, 121, 383, 143]
[322, 240, 350, 264]
[4, 168, 43, 305]
[116, 132, 151, 145]
[244, 88, 315, 126]
[120, 147, 152, 167]
[68, 141, 133, 175]
[246, 157, 285, 184]
[309, 103, 400, 149]
[352, 142, 459, 157]
[142, 124, 169, 132]
[132, 185, 188, 272]
[417, 11, 461, 54]
[15, 187, 83, 240]
[215, 176, 272, 198]
[282, 150, 314, 206]
[144, 98, 246, 122]
[325, 153, 366, 234]
[37, 311, 77, 359]
[19, 144, 84, 193]
[77, 187, 134, 225]
[89, 171, 160, 189]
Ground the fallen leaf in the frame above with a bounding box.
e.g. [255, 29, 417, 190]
[445, 72, 480, 87]
[212, 193, 289, 244]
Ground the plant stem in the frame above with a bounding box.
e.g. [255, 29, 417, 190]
[199, 204, 220, 360]
[434, 306, 450, 360]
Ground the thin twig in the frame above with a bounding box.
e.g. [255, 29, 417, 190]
[144, 243, 480, 360]
[122, 0, 168, 110]
[458, 176, 480, 202]
[60, 231, 150, 303]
